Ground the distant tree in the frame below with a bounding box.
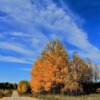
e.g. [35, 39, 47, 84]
[0, 82, 17, 90]
[13, 83, 17, 90]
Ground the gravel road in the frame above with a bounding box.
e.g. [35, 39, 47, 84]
[0, 91, 38, 100]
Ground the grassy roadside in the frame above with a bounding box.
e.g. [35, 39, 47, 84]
[0, 90, 13, 98]
[36, 94, 100, 100]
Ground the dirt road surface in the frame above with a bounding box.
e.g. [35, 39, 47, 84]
[0, 91, 39, 100]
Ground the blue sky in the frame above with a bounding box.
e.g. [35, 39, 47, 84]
[0, 0, 100, 83]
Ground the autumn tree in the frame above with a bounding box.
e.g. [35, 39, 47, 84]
[68, 52, 94, 95]
[30, 40, 69, 94]
[72, 52, 93, 83]
[61, 60, 83, 95]
[62, 52, 95, 95]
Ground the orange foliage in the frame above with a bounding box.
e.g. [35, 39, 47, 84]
[30, 40, 68, 93]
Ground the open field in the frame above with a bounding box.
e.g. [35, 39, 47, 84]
[1, 91, 100, 100]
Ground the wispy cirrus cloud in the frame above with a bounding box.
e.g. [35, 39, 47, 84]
[0, 41, 33, 55]
[19, 67, 31, 71]
[0, 55, 32, 64]
[0, 0, 99, 64]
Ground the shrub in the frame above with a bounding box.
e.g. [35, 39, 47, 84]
[17, 81, 31, 94]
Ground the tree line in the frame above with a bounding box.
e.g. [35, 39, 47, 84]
[30, 39, 99, 95]
[0, 82, 17, 90]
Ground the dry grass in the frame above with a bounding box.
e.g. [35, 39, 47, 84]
[0, 90, 12, 98]
[37, 94, 100, 100]
[1, 90, 100, 100]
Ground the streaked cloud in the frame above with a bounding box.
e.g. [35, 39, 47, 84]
[20, 67, 31, 71]
[0, 55, 32, 64]
[0, 0, 99, 64]
[0, 41, 33, 55]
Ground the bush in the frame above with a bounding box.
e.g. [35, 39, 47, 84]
[17, 80, 31, 94]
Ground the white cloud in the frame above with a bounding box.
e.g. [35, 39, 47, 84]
[11, 32, 28, 37]
[0, 34, 3, 38]
[0, 41, 33, 55]
[20, 67, 31, 71]
[0, 0, 100, 64]
[0, 55, 32, 64]
[0, 0, 34, 24]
